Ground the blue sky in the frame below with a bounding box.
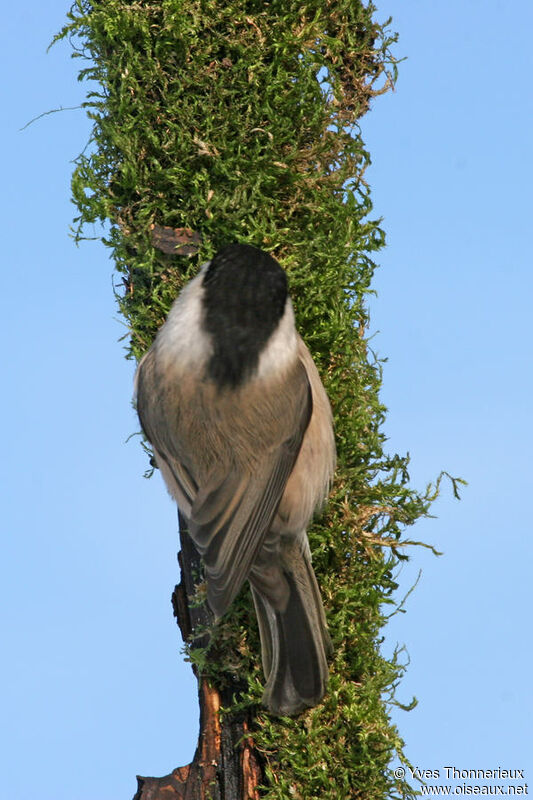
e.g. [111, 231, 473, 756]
[2, 2, 532, 798]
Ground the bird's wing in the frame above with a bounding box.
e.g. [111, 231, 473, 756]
[189, 377, 311, 617]
[135, 350, 199, 516]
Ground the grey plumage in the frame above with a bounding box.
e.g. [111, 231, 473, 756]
[134, 244, 336, 715]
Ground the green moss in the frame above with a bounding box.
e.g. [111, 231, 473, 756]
[57, 2, 458, 796]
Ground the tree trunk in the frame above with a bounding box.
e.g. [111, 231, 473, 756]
[133, 513, 264, 800]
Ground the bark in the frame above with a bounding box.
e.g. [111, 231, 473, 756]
[133, 512, 265, 800]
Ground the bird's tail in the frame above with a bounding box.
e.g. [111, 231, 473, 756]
[250, 536, 332, 716]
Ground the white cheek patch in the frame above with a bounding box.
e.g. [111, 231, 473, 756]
[256, 300, 298, 380]
[155, 273, 213, 373]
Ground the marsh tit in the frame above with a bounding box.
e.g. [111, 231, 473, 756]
[135, 243, 336, 715]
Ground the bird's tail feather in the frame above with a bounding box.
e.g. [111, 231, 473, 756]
[250, 536, 332, 716]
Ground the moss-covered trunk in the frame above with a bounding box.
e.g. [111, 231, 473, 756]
[58, 1, 449, 797]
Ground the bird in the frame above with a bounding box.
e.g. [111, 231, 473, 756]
[134, 242, 336, 716]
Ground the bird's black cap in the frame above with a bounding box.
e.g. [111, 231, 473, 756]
[202, 243, 288, 388]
